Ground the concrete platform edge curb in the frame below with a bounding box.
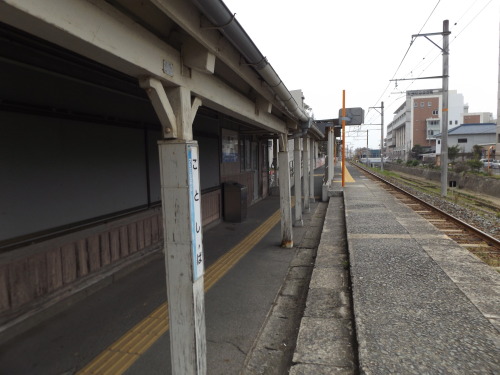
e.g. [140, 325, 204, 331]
[290, 196, 357, 375]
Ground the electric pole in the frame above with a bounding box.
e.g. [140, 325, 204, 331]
[368, 102, 384, 170]
[391, 20, 450, 196]
[381, 101, 384, 171]
[441, 20, 450, 197]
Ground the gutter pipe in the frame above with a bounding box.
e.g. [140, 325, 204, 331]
[309, 123, 325, 140]
[191, 0, 309, 125]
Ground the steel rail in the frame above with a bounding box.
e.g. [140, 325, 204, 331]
[351, 162, 500, 248]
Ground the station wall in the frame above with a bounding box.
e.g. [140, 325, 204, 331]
[0, 22, 269, 332]
[0, 112, 162, 242]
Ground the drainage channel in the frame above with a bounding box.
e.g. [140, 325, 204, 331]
[289, 195, 359, 375]
[241, 202, 327, 375]
[242, 196, 360, 375]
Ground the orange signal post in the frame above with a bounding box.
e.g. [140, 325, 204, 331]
[342, 90, 346, 187]
[487, 145, 494, 172]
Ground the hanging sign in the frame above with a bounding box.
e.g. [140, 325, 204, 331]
[338, 107, 365, 125]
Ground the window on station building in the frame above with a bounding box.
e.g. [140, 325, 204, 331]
[252, 142, 258, 170]
[428, 101, 432, 106]
[458, 138, 467, 143]
[221, 128, 239, 163]
[239, 135, 258, 171]
[239, 137, 245, 171]
[246, 138, 252, 170]
[414, 101, 418, 107]
[420, 102, 424, 107]
[432, 110, 438, 115]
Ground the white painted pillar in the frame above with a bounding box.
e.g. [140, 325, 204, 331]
[278, 150, 293, 248]
[273, 138, 279, 187]
[159, 140, 206, 375]
[303, 136, 310, 212]
[293, 137, 303, 226]
[328, 128, 334, 184]
[142, 79, 206, 375]
[310, 140, 315, 202]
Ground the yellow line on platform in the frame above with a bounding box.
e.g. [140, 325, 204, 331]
[341, 163, 355, 183]
[343, 167, 355, 183]
[315, 165, 355, 183]
[77, 209, 282, 375]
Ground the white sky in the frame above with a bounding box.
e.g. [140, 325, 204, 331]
[222, 0, 499, 150]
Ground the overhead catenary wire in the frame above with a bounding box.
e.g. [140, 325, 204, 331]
[452, 0, 495, 40]
[398, 0, 485, 81]
[364, 0, 442, 123]
[357, 0, 495, 148]
[386, 0, 495, 114]
[453, 0, 482, 27]
[402, 1, 493, 87]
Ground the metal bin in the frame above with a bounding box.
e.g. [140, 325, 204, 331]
[223, 182, 247, 222]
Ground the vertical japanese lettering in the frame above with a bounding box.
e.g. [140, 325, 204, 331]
[188, 145, 204, 280]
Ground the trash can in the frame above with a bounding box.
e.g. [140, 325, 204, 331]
[223, 182, 248, 222]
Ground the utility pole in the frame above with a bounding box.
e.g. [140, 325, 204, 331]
[381, 101, 384, 171]
[368, 102, 384, 170]
[441, 20, 450, 197]
[390, 20, 450, 196]
[342, 90, 346, 187]
[366, 130, 369, 163]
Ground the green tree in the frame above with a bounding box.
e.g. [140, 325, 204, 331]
[472, 145, 482, 160]
[467, 159, 483, 172]
[411, 144, 423, 159]
[453, 161, 468, 173]
[448, 145, 461, 163]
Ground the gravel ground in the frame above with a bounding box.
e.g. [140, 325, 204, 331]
[367, 169, 500, 241]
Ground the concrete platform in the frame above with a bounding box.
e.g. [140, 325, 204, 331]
[2, 163, 498, 374]
[293, 163, 500, 374]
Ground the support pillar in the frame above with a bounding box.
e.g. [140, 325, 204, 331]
[327, 127, 334, 184]
[159, 140, 206, 375]
[278, 149, 293, 248]
[293, 137, 303, 226]
[303, 136, 310, 212]
[273, 138, 279, 188]
[310, 140, 315, 202]
[143, 79, 206, 375]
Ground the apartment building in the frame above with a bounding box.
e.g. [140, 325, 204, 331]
[386, 89, 464, 160]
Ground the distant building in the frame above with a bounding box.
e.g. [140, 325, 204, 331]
[435, 123, 497, 156]
[462, 108, 495, 124]
[386, 89, 465, 160]
[356, 148, 380, 159]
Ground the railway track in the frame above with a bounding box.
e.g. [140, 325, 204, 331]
[352, 163, 500, 271]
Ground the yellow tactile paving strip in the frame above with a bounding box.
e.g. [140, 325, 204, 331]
[343, 165, 355, 183]
[333, 164, 355, 183]
[315, 164, 355, 183]
[77, 209, 282, 375]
